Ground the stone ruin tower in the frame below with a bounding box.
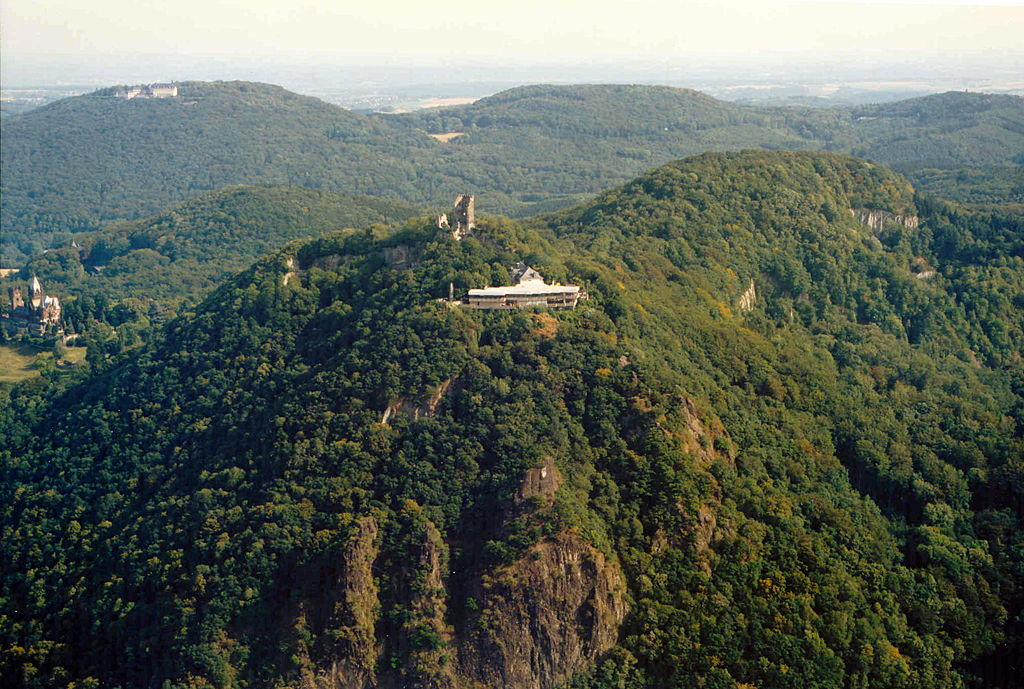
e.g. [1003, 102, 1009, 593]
[452, 194, 475, 239]
[9, 286, 25, 314]
[436, 194, 476, 240]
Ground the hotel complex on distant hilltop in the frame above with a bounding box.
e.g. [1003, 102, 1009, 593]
[115, 83, 178, 99]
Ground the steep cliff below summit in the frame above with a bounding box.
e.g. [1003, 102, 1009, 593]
[457, 531, 629, 689]
[314, 517, 381, 689]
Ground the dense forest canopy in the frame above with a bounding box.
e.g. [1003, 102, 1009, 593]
[2, 151, 1022, 688]
[384, 85, 1024, 206]
[0, 81, 447, 264]
[3, 81, 1021, 265]
[0, 186, 421, 333]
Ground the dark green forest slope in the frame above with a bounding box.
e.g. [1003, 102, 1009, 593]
[387, 86, 1024, 204]
[2, 186, 420, 332]
[0, 82, 450, 264]
[6, 82, 1021, 265]
[382, 84, 839, 211]
[848, 93, 1024, 205]
[849, 92, 1024, 169]
[2, 151, 1022, 688]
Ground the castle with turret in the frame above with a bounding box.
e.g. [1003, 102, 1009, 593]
[6, 277, 62, 335]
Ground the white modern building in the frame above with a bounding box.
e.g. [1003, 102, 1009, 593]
[465, 263, 582, 310]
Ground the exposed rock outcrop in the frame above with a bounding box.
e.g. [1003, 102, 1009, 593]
[738, 278, 756, 312]
[694, 497, 734, 563]
[457, 531, 629, 689]
[644, 395, 734, 573]
[309, 516, 381, 689]
[386, 517, 455, 689]
[284, 245, 420, 284]
[381, 377, 459, 424]
[650, 394, 733, 466]
[910, 255, 937, 280]
[301, 461, 629, 689]
[850, 207, 919, 233]
[691, 503, 718, 552]
[678, 395, 729, 465]
[382, 244, 420, 267]
[302, 253, 357, 271]
[516, 456, 561, 506]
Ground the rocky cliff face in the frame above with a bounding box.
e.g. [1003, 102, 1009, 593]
[381, 377, 460, 424]
[290, 459, 630, 689]
[651, 393, 733, 467]
[450, 457, 630, 689]
[455, 531, 629, 689]
[644, 395, 733, 572]
[301, 516, 381, 689]
[738, 278, 757, 313]
[385, 516, 456, 689]
[850, 207, 919, 233]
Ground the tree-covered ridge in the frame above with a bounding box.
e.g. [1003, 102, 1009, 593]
[0, 81, 454, 264]
[81, 185, 420, 269]
[1, 186, 421, 333]
[536, 151, 1023, 366]
[390, 86, 1024, 167]
[2, 151, 1022, 687]
[384, 84, 846, 216]
[849, 92, 1024, 169]
[400, 84, 815, 139]
[909, 166, 1024, 206]
[387, 86, 1024, 201]
[6, 81, 1022, 265]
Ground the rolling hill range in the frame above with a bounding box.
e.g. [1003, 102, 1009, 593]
[3, 151, 1023, 688]
[848, 91, 1024, 168]
[390, 85, 1024, 169]
[0, 81, 456, 264]
[387, 85, 1024, 205]
[5, 81, 1022, 266]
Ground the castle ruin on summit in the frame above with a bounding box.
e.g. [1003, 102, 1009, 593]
[438, 194, 476, 240]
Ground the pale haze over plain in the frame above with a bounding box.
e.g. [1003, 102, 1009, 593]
[3, 0, 1023, 60]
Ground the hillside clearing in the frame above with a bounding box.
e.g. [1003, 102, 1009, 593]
[428, 131, 465, 142]
[0, 342, 86, 383]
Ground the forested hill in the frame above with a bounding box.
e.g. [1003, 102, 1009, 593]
[391, 83, 835, 140]
[0, 81, 456, 264]
[849, 91, 1024, 168]
[848, 92, 1024, 203]
[6, 81, 1022, 266]
[405, 83, 809, 138]
[386, 85, 1024, 203]
[6, 186, 421, 330]
[390, 85, 1024, 169]
[3, 151, 1023, 688]
[3, 81, 821, 264]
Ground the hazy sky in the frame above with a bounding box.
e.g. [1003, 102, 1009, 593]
[3, 0, 1023, 61]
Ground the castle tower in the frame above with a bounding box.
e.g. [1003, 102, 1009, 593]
[29, 276, 43, 308]
[452, 194, 475, 239]
[9, 287, 24, 316]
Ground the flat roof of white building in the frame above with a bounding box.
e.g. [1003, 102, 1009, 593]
[468, 283, 580, 297]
